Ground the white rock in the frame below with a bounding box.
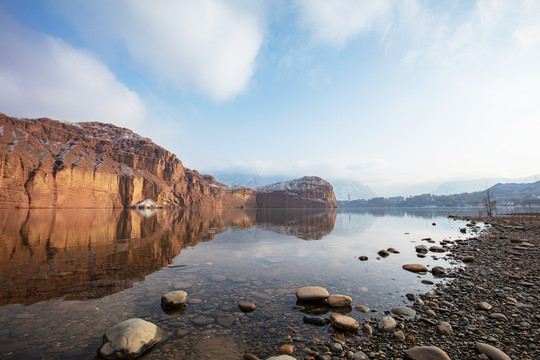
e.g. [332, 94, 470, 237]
[99, 318, 165, 359]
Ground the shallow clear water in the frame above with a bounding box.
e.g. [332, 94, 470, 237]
[0, 207, 479, 359]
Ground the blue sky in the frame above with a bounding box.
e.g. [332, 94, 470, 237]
[1, 0, 539, 196]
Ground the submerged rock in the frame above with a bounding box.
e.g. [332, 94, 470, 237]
[238, 301, 256, 312]
[98, 318, 165, 359]
[303, 315, 330, 326]
[327, 294, 352, 307]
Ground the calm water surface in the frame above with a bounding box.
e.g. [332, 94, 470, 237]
[0, 208, 480, 359]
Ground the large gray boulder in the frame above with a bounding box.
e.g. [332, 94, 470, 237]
[98, 318, 166, 359]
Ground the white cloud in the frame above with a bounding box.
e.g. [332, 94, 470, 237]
[296, 0, 392, 46]
[0, 14, 146, 127]
[53, 0, 263, 101]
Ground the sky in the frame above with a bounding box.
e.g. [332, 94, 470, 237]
[1, 0, 539, 196]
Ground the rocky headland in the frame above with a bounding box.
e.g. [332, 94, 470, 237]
[0, 114, 337, 209]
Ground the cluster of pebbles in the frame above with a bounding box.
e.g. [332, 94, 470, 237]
[94, 214, 538, 359]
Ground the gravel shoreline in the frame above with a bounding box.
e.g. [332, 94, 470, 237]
[251, 213, 539, 360]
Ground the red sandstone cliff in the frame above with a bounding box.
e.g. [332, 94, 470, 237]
[0, 114, 255, 208]
[0, 114, 338, 209]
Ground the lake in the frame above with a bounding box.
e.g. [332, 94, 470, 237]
[0, 207, 481, 359]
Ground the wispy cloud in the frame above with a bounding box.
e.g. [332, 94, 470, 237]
[296, 0, 391, 47]
[0, 13, 146, 127]
[53, 0, 264, 101]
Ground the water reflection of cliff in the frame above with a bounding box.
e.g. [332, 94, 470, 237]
[0, 208, 255, 305]
[255, 208, 337, 240]
[0, 208, 337, 305]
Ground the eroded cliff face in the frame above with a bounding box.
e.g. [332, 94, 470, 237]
[0, 114, 256, 208]
[256, 176, 339, 208]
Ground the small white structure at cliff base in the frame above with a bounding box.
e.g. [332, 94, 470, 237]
[135, 199, 162, 209]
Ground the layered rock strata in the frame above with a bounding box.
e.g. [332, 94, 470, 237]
[0, 114, 337, 209]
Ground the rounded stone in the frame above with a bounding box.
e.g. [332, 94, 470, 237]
[266, 356, 296, 360]
[161, 290, 187, 310]
[296, 286, 329, 301]
[358, 256, 368, 261]
[329, 314, 360, 331]
[355, 305, 370, 313]
[98, 318, 165, 360]
[391, 306, 416, 317]
[378, 249, 390, 257]
[402, 264, 428, 273]
[243, 354, 261, 360]
[431, 266, 447, 276]
[362, 323, 373, 336]
[404, 346, 451, 360]
[475, 342, 511, 360]
[377, 316, 397, 332]
[327, 294, 352, 307]
[478, 301, 492, 310]
[429, 246, 445, 253]
[437, 321, 453, 336]
[279, 345, 294, 355]
[238, 301, 256, 312]
[461, 256, 475, 263]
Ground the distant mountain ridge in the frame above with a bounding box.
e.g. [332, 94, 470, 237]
[339, 180, 540, 208]
[212, 172, 375, 200]
[432, 175, 540, 195]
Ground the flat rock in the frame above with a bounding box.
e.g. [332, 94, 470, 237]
[266, 356, 296, 360]
[475, 342, 511, 360]
[296, 286, 329, 301]
[377, 316, 396, 332]
[402, 264, 428, 273]
[490, 313, 508, 321]
[391, 306, 416, 317]
[216, 314, 235, 328]
[98, 318, 165, 360]
[327, 294, 352, 307]
[355, 305, 370, 312]
[387, 247, 400, 253]
[161, 290, 187, 310]
[303, 315, 330, 326]
[429, 246, 445, 252]
[404, 346, 451, 360]
[415, 245, 429, 252]
[192, 316, 215, 326]
[330, 314, 359, 331]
